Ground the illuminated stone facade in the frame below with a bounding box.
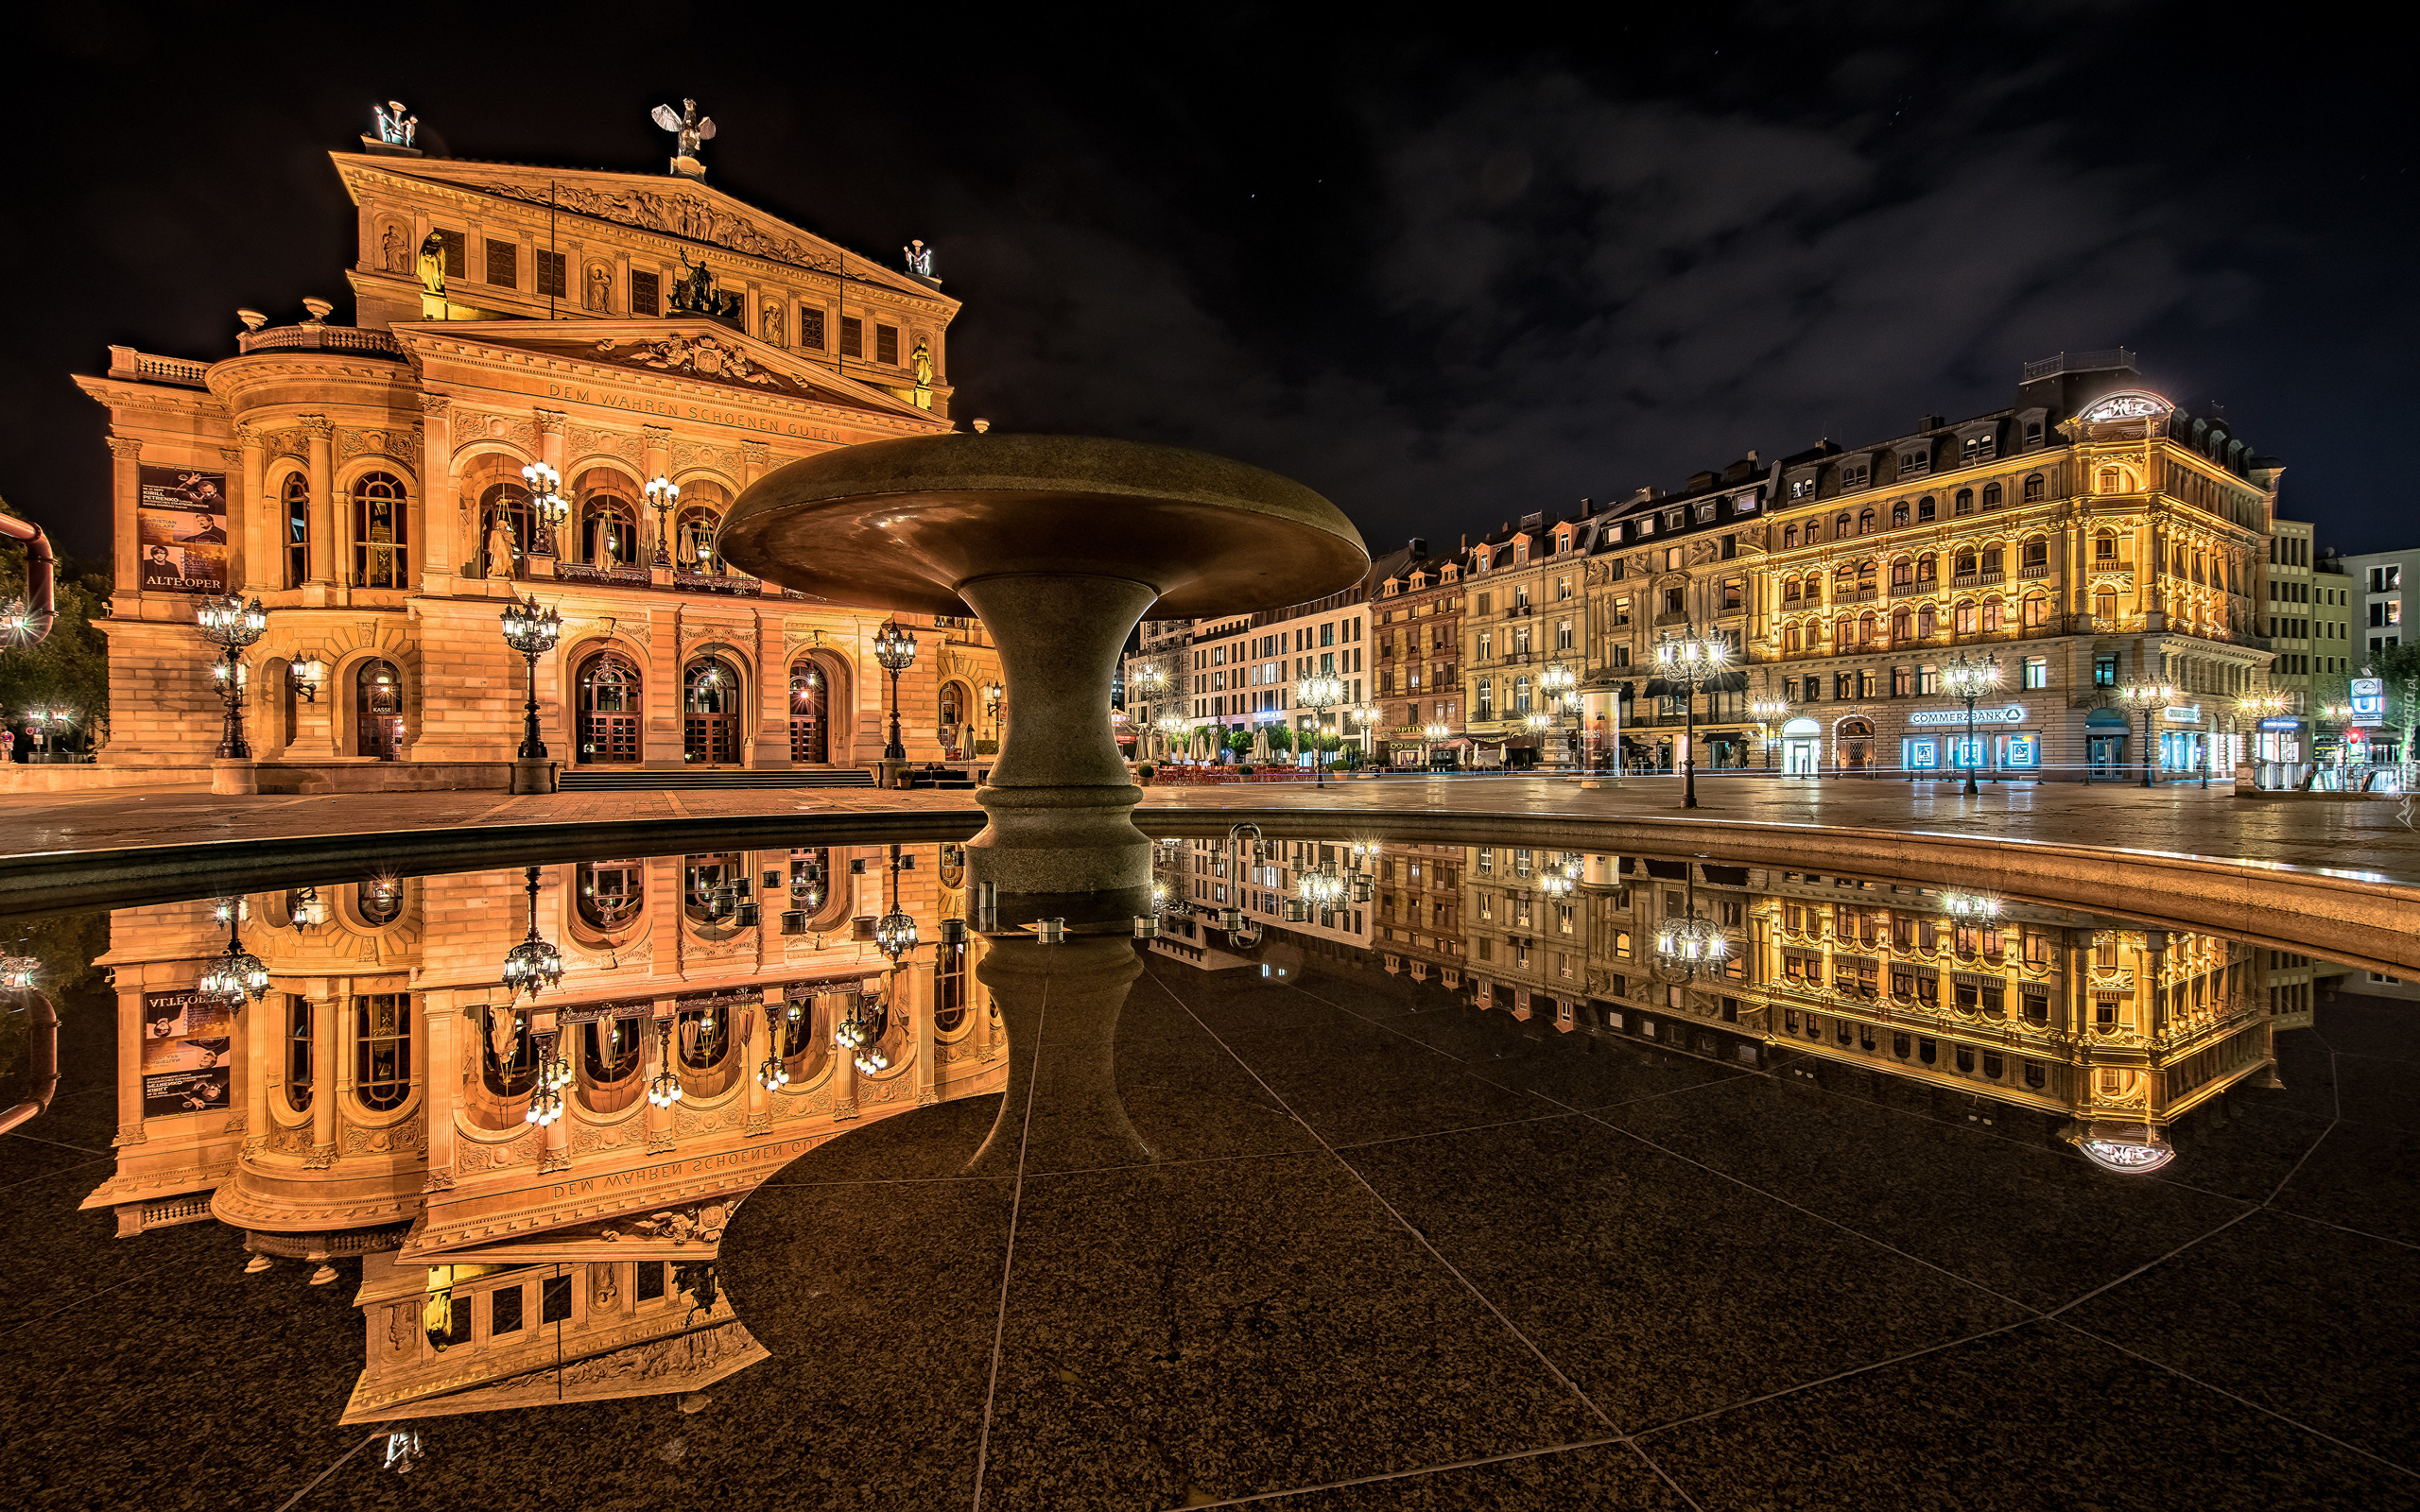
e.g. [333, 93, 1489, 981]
[69, 147, 999, 791]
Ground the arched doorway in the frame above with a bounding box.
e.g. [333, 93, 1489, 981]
[938, 679, 969, 758]
[1780, 717, 1821, 775]
[356, 659, 404, 759]
[790, 660, 829, 764]
[684, 655, 743, 765]
[576, 651, 642, 765]
[1837, 717, 1875, 774]
[582, 495, 638, 569]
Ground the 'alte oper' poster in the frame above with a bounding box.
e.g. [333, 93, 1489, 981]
[136, 466, 229, 594]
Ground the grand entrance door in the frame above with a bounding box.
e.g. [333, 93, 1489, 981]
[577, 652, 642, 764]
[356, 660, 404, 759]
[684, 656, 742, 765]
[1838, 718, 1875, 773]
[790, 662, 829, 764]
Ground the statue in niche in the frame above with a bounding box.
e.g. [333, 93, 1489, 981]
[760, 302, 785, 347]
[584, 266, 612, 313]
[667, 252, 740, 318]
[911, 339, 933, 387]
[484, 511, 519, 581]
[381, 225, 410, 275]
[417, 232, 447, 299]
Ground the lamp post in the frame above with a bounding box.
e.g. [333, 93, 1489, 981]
[521, 462, 568, 557]
[1424, 720, 1451, 770]
[873, 620, 917, 763]
[1349, 703, 1381, 769]
[1749, 696, 1790, 771]
[1297, 675, 1344, 787]
[1939, 651, 2003, 797]
[1651, 874, 1729, 985]
[1155, 714, 1185, 765]
[196, 897, 271, 1012]
[498, 594, 562, 763]
[1652, 626, 1730, 810]
[2116, 679, 2178, 788]
[983, 678, 1004, 750]
[644, 475, 680, 567]
[197, 593, 268, 759]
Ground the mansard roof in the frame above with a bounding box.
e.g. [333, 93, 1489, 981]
[331, 152, 953, 310]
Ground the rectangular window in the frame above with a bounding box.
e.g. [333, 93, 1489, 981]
[799, 305, 825, 349]
[2093, 654, 2118, 688]
[492, 1285, 524, 1335]
[1917, 665, 1940, 696]
[485, 238, 518, 286]
[876, 323, 901, 365]
[535, 249, 567, 299]
[2022, 656, 2048, 690]
[629, 269, 659, 316]
[839, 316, 864, 358]
[541, 1272, 572, 1324]
[428, 230, 466, 281]
[1891, 666, 1912, 697]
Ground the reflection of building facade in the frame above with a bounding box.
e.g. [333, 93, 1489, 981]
[85, 843, 1002, 1418]
[76, 138, 999, 789]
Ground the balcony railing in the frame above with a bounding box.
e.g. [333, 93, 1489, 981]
[234, 325, 406, 358]
[104, 346, 210, 387]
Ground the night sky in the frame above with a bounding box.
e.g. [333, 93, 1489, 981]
[6, 3, 2413, 568]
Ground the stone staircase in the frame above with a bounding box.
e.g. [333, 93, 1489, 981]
[557, 766, 880, 792]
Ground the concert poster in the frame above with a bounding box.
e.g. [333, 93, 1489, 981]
[135, 465, 230, 594]
[139, 988, 235, 1119]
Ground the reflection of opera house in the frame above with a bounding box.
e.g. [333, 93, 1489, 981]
[85, 843, 1000, 1418]
[78, 130, 1000, 789]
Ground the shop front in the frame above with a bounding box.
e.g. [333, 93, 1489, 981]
[2085, 708, 2129, 780]
[2255, 715, 2305, 765]
[1901, 701, 2037, 779]
[2159, 704, 2209, 777]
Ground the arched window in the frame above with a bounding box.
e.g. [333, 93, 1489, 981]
[1857, 558, 1877, 593]
[1981, 482, 2003, 508]
[1916, 554, 1938, 583]
[2023, 473, 2045, 502]
[1784, 577, 1802, 603]
[1892, 501, 1910, 527]
[1804, 572, 1824, 600]
[1833, 564, 1856, 597]
[2093, 587, 2119, 622]
[1891, 558, 1912, 588]
[2099, 468, 2124, 493]
[2094, 530, 2120, 562]
[1917, 496, 1937, 523]
[1834, 615, 1853, 647]
[1891, 606, 1910, 642]
[356, 878, 404, 926]
[938, 680, 967, 754]
[356, 659, 404, 760]
[1982, 545, 2004, 576]
[677, 1002, 733, 1070]
[283, 472, 311, 589]
[478, 1004, 535, 1101]
[683, 852, 748, 931]
[934, 935, 970, 1034]
[354, 993, 413, 1112]
[576, 860, 645, 931]
[2023, 593, 2050, 628]
[1784, 624, 1801, 654]
[2021, 538, 2048, 570]
[351, 472, 409, 588]
[1981, 599, 2002, 632]
[285, 996, 313, 1113]
[684, 655, 742, 765]
[477, 483, 531, 580]
[1783, 524, 1799, 547]
[1954, 489, 1974, 516]
[1858, 508, 1876, 535]
[674, 506, 722, 573]
[1857, 612, 1876, 645]
[790, 660, 829, 764]
[1954, 549, 1978, 577]
[578, 652, 642, 764]
[1918, 604, 1937, 637]
[1834, 513, 1852, 539]
[1512, 675, 1531, 713]
[582, 494, 638, 569]
[581, 1015, 645, 1107]
[1954, 600, 1977, 634]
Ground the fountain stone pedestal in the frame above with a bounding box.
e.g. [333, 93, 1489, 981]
[721, 432, 1369, 925]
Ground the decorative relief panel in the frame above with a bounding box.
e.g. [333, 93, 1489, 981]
[568, 1117, 652, 1157]
[340, 1112, 428, 1157]
[669, 439, 739, 476]
[672, 1103, 741, 1138]
[474, 181, 843, 273]
[337, 425, 424, 462]
[454, 1129, 541, 1173]
[263, 429, 309, 462]
[458, 414, 540, 455]
[569, 426, 642, 462]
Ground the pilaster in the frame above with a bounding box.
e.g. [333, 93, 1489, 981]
[418, 394, 456, 593]
[107, 436, 143, 593]
[302, 416, 338, 600]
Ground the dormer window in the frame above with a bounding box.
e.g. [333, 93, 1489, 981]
[1961, 433, 1996, 465]
[1839, 459, 1872, 490]
[1789, 473, 1818, 499]
[1638, 517, 1656, 536]
[1695, 503, 1716, 523]
[1899, 447, 1930, 477]
[1733, 494, 1758, 514]
[2023, 420, 2045, 449]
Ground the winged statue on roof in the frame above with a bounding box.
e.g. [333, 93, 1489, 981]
[652, 99, 717, 160]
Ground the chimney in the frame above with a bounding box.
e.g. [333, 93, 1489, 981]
[1409, 537, 1427, 558]
[1745, 449, 1758, 464]
[1919, 414, 1945, 431]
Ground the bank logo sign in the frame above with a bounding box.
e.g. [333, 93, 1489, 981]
[1907, 704, 2027, 727]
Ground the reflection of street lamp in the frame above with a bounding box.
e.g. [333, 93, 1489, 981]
[1939, 651, 2003, 797]
[2116, 679, 2178, 789]
[500, 864, 565, 1001]
[197, 593, 268, 760]
[644, 475, 680, 567]
[1540, 663, 1577, 768]
[1298, 675, 1345, 787]
[1651, 874, 1729, 984]
[1652, 627, 1729, 810]
[1155, 714, 1185, 764]
[196, 897, 271, 1010]
[874, 621, 918, 762]
[499, 594, 562, 762]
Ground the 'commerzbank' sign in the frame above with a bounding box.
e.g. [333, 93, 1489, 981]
[1907, 703, 2028, 727]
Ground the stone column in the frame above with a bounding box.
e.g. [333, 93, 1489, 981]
[418, 395, 455, 593]
[957, 574, 1159, 926]
[233, 426, 268, 593]
[422, 1004, 458, 1194]
[112, 983, 146, 1149]
[219, 441, 250, 591]
[240, 989, 273, 1158]
[106, 436, 142, 597]
[302, 416, 337, 598]
[307, 987, 339, 1168]
[743, 994, 770, 1136]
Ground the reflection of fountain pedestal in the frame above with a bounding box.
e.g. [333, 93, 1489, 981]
[961, 931, 1152, 1177]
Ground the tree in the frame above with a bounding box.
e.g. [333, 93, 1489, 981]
[1265, 726, 1294, 754]
[0, 499, 112, 757]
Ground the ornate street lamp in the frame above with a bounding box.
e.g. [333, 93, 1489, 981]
[195, 898, 271, 1010]
[647, 1018, 684, 1108]
[499, 594, 562, 762]
[2116, 679, 2179, 789]
[1297, 674, 1345, 787]
[1423, 720, 1451, 770]
[1939, 652, 2004, 797]
[197, 593, 268, 760]
[500, 865, 564, 1000]
[1652, 626, 1730, 810]
[874, 620, 918, 762]
[1749, 696, 1790, 770]
[1940, 890, 2001, 924]
[1155, 714, 1186, 764]
[1348, 703, 1381, 767]
[1651, 876, 1730, 984]
[644, 475, 681, 567]
[521, 462, 568, 556]
[983, 679, 1005, 750]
